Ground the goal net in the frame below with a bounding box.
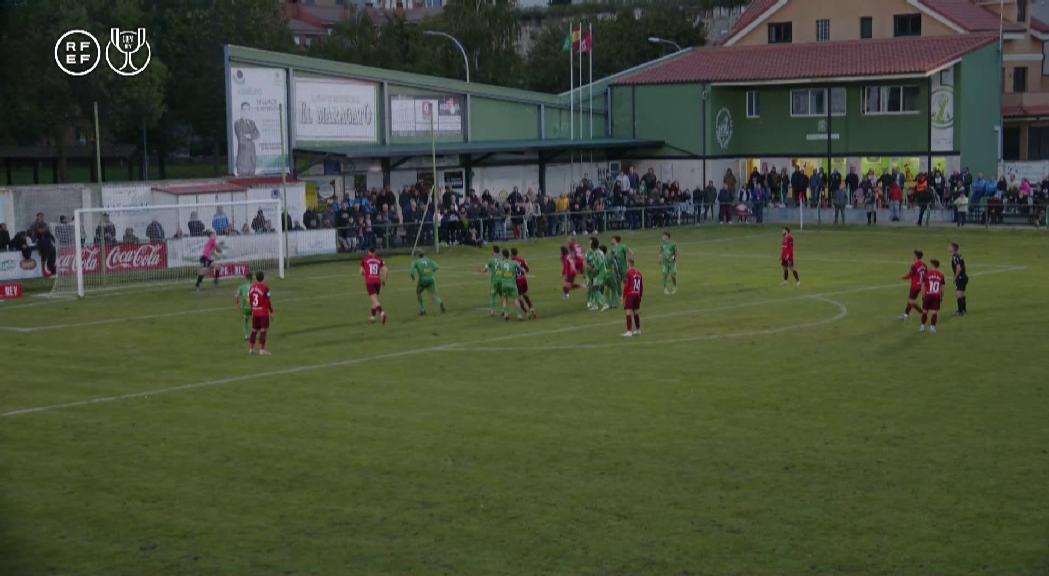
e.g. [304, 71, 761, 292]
[51, 199, 284, 297]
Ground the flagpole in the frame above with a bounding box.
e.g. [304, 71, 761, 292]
[588, 22, 594, 177]
[568, 21, 575, 189]
[578, 21, 583, 187]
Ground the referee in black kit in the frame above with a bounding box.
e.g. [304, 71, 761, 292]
[949, 242, 968, 316]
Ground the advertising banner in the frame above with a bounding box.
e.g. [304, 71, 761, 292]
[229, 67, 288, 176]
[56, 243, 168, 276]
[0, 251, 41, 281]
[0, 283, 23, 300]
[295, 76, 377, 143]
[931, 68, 955, 152]
[390, 94, 463, 136]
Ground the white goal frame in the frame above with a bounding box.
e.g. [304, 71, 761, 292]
[71, 199, 285, 298]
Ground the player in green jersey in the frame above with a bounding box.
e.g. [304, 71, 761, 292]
[498, 249, 522, 320]
[233, 270, 253, 340]
[410, 250, 445, 316]
[659, 231, 678, 295]
[599, 245, 619, 308]
[585, 237, 609, 311]
[481, 245, 502, 316]
[609, 236, 632, 308]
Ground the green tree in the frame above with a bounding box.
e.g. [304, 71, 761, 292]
[428, 0, 523, 86]
[0, 0, 168, 182]
[150, 0, 291, 176]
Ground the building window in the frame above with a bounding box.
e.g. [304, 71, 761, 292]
[1014, 67, 1028, 93]
[768, 22, 792, 44]
[893, 13, 921, 37]
[816, 19, 830, 42]
[863, 86, 920, 114]
[791, 88, 846, 117]
[1004, 126, 1021, 160]
[746, 91, 761, 118]
[1018, 0, 1027, 22]
[860, 17, 873, 39]
[1028, 126, 1049, 159]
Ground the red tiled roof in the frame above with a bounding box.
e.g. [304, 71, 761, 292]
[152, 183, 247, 196]
[616, 33, 997, 86]
[721, 0, 781, 45]
[1003, 104, 1049, 118]
[916, 0, 1025, 32]
[1030, 16, 1049, 34]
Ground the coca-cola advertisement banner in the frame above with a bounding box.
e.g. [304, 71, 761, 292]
[57, 244, 168, 275]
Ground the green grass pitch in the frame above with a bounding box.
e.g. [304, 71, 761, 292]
[1, 226, 1047, 575]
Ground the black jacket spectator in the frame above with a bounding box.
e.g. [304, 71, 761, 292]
[146, 220, 165, 243]
[0, 224, 9, 251]
[187, 214, 205, 237]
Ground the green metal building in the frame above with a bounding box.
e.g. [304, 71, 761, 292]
[225, 33, 1001, 198]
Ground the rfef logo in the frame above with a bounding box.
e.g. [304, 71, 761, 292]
[55, 28, 151, 77]
[54, 29, 101, 76]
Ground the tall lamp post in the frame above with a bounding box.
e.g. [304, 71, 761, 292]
[424, 30, 470, 83]
[648, 36, 684, 52]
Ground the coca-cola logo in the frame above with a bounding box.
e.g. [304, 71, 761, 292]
[56, 246, 101, 274]
[105, 243, 166, 271]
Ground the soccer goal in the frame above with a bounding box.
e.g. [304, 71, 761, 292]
[52, 199, 285, 298]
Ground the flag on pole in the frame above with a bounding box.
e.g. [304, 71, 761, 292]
[563, 28, 581, 52]
[580, 30, 593, 54]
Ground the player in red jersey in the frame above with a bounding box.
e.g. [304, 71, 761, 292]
[360, 247, 388, 324]
[568, 235, 585, 284]
[622, 257, 643, 337]
[248, 271, 274, 355]
[510, 247, 537, 319]
[920, 259, 946, 334]
[900, 249, 927, 320]
[780, 226, 800, 287]
[560, 245, 580, 300]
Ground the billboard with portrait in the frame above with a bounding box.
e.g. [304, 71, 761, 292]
[228, 66, 288, 176]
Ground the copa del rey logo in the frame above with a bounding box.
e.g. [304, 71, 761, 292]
[57, 244, 167, 275]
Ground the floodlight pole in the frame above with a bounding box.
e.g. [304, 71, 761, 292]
[424, 31, 470, 84]
[647, 37, 683, 52]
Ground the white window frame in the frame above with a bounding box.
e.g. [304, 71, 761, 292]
[746, 90, 761, 118]
[862, 85, 921, 116]
[816, 19, 830, 42]
[790, 88, 846, 118]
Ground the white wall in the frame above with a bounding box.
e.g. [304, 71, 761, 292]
[470, 165, 540, 196]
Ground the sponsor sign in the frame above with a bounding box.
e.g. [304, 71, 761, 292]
[390, 94, 463, 136]
[216, 262, 251, 279]
[931, 68, 955, 152]
[295, 76, 377, 143]
[229, 67, 288, 176]
[0, 283, 23, 300]
[0, 251, 42, 281]
[56, 243, 168, 275]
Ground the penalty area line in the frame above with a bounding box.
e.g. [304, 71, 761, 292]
[0, 264, 1025, 418]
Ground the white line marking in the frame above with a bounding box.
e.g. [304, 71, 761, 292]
[0, 279, 484, 333]
[0, 345, 458, 418]
[0, 265, 1023, 418]
[448, 296, 848, 351]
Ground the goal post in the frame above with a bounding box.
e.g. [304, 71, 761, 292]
[53, 199, 285, 298]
